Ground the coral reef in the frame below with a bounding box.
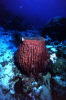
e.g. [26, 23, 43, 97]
[0, 27, 66, 100]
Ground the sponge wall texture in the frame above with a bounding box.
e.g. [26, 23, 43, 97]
[16, 39, 49, 75]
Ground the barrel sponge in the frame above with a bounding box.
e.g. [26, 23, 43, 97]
[16, 39, 49, 75]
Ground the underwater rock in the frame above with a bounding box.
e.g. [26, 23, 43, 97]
[50, 58, 66, 76]
[33, 85, 52, 100]
[3, 16, 24, 31]
[16, 37, 49, 75]
[57, 43, 66, 59]
[14, 77, 23, 94]
[42, 17, 66, 41]
[22, 24, 36, 31]
[51, 76, 66, 100]
[11, 32, 22, 47]
[50, 56, 66, 100]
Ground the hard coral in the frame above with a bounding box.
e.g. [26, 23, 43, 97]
[16, 37, 49, 75]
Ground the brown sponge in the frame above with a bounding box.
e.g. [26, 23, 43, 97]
[16, 38, 49, 75]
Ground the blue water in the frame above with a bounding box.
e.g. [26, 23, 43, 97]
[0, 0, 65, 27]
